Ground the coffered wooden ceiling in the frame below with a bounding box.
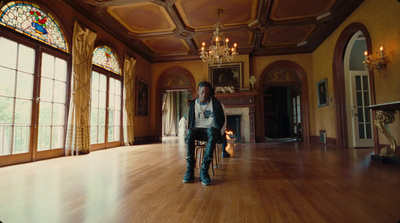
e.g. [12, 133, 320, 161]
[64, 0, 364, 63]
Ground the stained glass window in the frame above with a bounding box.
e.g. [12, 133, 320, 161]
[0, 1, 68, 52]
[92, 46, 121, 75]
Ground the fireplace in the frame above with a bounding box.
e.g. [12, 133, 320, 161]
[215, 92, 256, 143]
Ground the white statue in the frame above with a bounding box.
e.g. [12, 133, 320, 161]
[249, 75, 256, 92]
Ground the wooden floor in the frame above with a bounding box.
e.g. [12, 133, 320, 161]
[0, 138, 399, 223]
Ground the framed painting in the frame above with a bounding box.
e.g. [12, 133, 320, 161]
[136, 78, 149, 116]
[209, 63, 242, 88]
[317, 78, 328, 107]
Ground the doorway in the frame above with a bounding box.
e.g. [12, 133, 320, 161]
[155, 66, 196, 143]
[162, 90, 189, 140]
[344, 31, 373, 148]
[259, 61, 308, 143]
[264, 86, 301, 141]
[264, 87, 291, 139]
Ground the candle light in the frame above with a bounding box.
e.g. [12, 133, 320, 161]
[379, 46, 384, 58]
[364, 51, 368, 60]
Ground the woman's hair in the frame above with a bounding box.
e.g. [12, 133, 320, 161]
[198, 81, 215, 97]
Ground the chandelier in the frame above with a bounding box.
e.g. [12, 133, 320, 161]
[200, 9, 238, 65]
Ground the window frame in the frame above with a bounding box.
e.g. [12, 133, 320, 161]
[0, 27, 71, 166]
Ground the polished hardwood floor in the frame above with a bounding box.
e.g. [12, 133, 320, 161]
[0, 138, 399, 223]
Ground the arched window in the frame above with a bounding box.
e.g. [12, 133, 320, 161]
[0, 1, 68, 52]
[92, 46, 121, 75]
[91, 46, 122, 150]
[0, 1, 70, 166]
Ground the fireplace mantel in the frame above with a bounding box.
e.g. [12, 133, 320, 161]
[215, 92, 256, 143]
[215, 92, 256, 108]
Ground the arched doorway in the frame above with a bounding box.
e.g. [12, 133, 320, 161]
[333, 23, 376, 149]
[344, 31, 373, 148]
[155, 67, 196, 142]
[259, 61, 309, 143]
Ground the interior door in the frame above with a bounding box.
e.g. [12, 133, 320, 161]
[349, 70, 373, 147]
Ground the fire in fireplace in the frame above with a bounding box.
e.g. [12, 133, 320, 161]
[226, 115, 241, 142]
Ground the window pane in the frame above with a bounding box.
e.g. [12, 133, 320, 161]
[13, 126, 30, 153]
[16, 72, 34, 99]
[90, 108, 98, 126]
[115, 95, 121, 111]
[99, 92, 107, 109]
[39, 102, 52, 125]
[52, 103, 65, 125]
[99, 75, 107, 91]
[53, 81, 66, 103]
[358, 124, 365, 139]
[109, 93, 115, 108]
[92, 71, 99, 91]
[0, 125, 12, 155]
[0, 67, 16, 97]
[41, 53, 55, 78]
[14, 99, 32, 124]
[52, 126, 64, 149]
[115, 80, 121, 96]
[108, 110, 114, 126]
[0, 37, 18, 69]
[357, 108, 364, 122]
[98, 126, 105, 143]
[37, 126, 51, 151]
[366, 124, 372, 139]
[99, 109, 106, 125]
[18, 44, 35, 74]
[355, 76, 361, 90]
[109, 78, 115, 95]
[363, 92, 370, 106]
[108, 126, 113, 142]
[55, 58, 67, 81]
[365, 108, 371, 123]
[91, 90, 99, 108]
[362, 76, 369, 90]
[91, 126, 98, 144]
[356, 92, 362, 106]
[40, 78, 54, 102]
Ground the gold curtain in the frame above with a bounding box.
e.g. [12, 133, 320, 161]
[123, 56, 136, 145]
[65, 21, 97, 155]
[163, 92, 178, 136]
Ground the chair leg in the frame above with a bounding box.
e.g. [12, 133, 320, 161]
[214, 145, 219, 169]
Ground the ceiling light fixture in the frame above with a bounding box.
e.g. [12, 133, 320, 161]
[200, 9, 238, 66]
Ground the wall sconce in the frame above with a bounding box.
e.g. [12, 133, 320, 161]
[363, 46, 387, 71]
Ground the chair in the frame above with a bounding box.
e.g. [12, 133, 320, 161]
[194, 140, 220, 176]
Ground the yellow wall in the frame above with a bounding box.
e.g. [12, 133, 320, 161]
[312, 0, 400, 143]
[132, 56, 152, 137]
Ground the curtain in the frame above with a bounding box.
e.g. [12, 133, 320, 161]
[65, 21, 97, 155]
[123, 56, 136, 145]
[163, 92, 177, 136]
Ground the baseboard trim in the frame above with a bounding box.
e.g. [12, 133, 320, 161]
[133, 136, 159, 145]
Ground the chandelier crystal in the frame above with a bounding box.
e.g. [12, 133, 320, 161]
[200, 9, 238, 65]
